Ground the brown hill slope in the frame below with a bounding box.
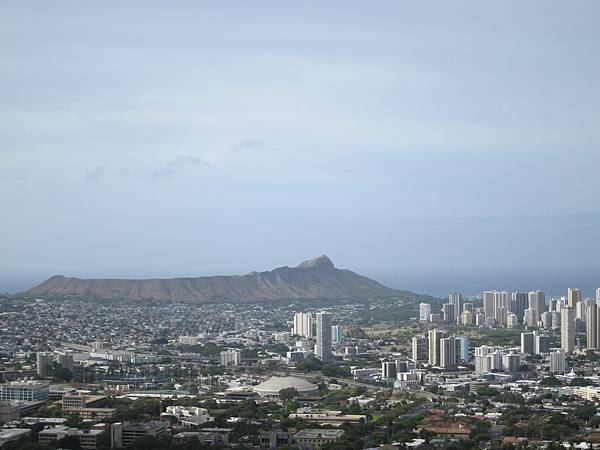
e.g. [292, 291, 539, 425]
[26, 255, 407, 302]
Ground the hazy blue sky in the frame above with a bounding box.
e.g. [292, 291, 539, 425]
[2, 1, 599, 297]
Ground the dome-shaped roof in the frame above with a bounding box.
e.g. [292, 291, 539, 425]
[253, 376, 318, 396]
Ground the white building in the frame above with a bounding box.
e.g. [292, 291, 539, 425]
[36, 352, 54, 378]
[178, 336, 199, 345]
[1, 380, 50, 402]
[419, 303, 431, 322]
[293, 313, 314, 338]
[561, 307, 576, 353]
[331, 325, 342, 343]
[550, 349, 567, 374]
[220, 350, 242, 366]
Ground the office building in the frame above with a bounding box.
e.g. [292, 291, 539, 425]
[220, 350, 242, 366]
[419, 303, 431, 322]
[561, 307, 576, 353]
[411, 336, 428, 363]
[428, 329, 445, 367]
[576, 300, 588, 322]
[315, 312, 333, 362]
[568, 288, 582, 308]
[36, 352, 54, 378]
[550, 349, 567, 374]
[111, 422, 167, 448]
[293, 313, 313, 338]
[1, 380, 50, 401]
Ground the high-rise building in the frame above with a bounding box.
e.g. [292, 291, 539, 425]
[439, 336, 458, 368]
[460, 310, 473, 326]
[551, 311, 561, 329]
[381, 361, 397, 379]
[331, 325, 342, 343]
[449, 292, 462, 315]
[315, 312, 333, 362]
[521, 332, 534, 354]
[36, 352, 54, 378]
[419, 303, 431, 322]
[411, 336, 428, 363]
[540, 311, 552, 329]
[568, 288, 582, 308]
[510, 292, 528, 322]
[56, 353, 74, 371]
[535, 334, 550, 355]
[483, 292, 496, 321]
[596, 288, 600, 302]
[502, 353, 522, 373]
[220, 350, 242, 366]
[576, 299, 589, 322]
[442, 303, 455, 323]
[561, 307, 576, 353]
[523, 308, 536, 327]
[528, 290, 546, 321]
[428, 329, 445, 366]
[456, 336, 469, 362]
[586, 302, 600, 349]
[549, 349, 567, 374]
[293, 313, 313, 337]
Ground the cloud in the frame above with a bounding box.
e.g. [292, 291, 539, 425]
[152, 154, 210, 179]
[231, 138, 264, 153]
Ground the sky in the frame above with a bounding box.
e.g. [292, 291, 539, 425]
[1, 1, 599, 297]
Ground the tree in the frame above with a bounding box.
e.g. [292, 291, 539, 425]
[65, 412, 82, 428]
[540, 376, 560, 386]
[55, 367, 74, 382]
[279, 387, 299, 401]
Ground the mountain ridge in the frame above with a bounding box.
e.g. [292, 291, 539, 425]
[26, 255, 412, 302]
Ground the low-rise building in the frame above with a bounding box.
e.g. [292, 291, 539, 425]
[289, 410, 366, 427]
[111, 421, 167, 448]
[294, 429, 345, 449]
[0, 380, 50, 402]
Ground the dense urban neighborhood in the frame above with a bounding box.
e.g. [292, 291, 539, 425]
[1, 289, 600, 449]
